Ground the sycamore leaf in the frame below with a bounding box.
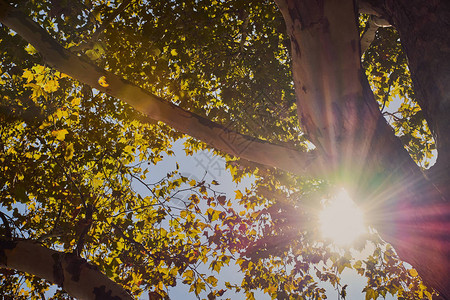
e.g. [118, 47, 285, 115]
[22, 69, 34, 82]
[51, 129, 69, 141]
[71, 97, 81, 106]
[64, 143, 74, 160]
[98, 76, 109, 87]
[25, 44, 37, 55]
[365, 288, 376, 300]
[43, 79, 59, 92]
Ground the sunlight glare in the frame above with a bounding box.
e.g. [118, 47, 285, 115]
[319, 189, 366, 246]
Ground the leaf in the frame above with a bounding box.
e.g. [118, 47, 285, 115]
[24, 44, 37, 55]
[205, 275, 218, 286]
[217, 195, 226, 205]
[365, 288, 376, 300]
[64, 143, 74, 160]
[43, 79, 59, 92]
[22, 69, 34, 82]
[409, 269, 419, 277]
[123, 145, 134, 154]
[98, 76, 109, 87]
[71, 97, 81, 106]
[182, 270, 194, 284]
[51, 129, 69, 141]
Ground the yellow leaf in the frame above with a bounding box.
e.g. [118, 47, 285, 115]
[92, 177, 103, 189]
[43, 79, 59, 93]
[25, 44, 37, 55]
[64, 143, 74, 160]
[182, 270, 194, 284]
[123, 145, 134, 154]
[31, 65, 46, 75]
[98, 76, 109, 87]
[71, 97, 81, 106]
[409, 269, 419, 277]
[205, 276, 218, 286]
[52, 129, 69, 141]
[22, 70, 34, 82]
[171, 49, 178, 56]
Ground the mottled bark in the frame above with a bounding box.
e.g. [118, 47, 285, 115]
[275, 0, 449, 298]
[0, 239, 133, 300]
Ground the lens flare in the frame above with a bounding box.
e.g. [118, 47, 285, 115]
[319, 189, 366, 246]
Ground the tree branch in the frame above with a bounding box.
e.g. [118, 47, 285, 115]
[0, 0, 323, 177]
[0, 239, 133, 300]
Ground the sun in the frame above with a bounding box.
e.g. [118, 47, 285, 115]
[319, 189, 366, 246]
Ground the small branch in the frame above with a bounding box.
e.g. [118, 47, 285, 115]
[382, 111, 403, 121]
[380, 76, 394, 113]
[37, 200, 64, 242]
[75, 204, 93, 255]
[52, 156, 87, 210]
[239, 10, 250, 53]
[70, 0, 133, 52]
[111, 223, 147, 253]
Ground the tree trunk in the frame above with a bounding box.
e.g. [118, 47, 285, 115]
[275, 0, 450, 298]
[0, 239, 133, 300]
[364, 1, 450, 297]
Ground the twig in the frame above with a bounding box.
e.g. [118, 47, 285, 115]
[75, 204, 93, 255]
[37, 200, 64, 242]
[380, 76, 394, 113]
[70, 0, 133, 52]
[52, 156, 87, 210]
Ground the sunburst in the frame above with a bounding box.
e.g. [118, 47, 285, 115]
[319, 189, 366, 246]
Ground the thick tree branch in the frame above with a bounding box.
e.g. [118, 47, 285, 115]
[0, 239, 133, 300]
[0, 0, 322, 177]
[275, 0, 450, 297]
